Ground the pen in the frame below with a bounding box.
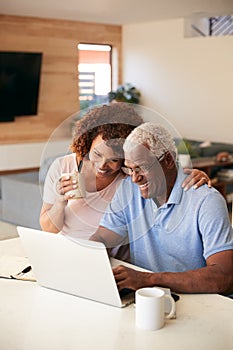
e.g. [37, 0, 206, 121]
[0, 266, 32, 280]
[14, 265, 32, 277]
[0, 266, 34, 281]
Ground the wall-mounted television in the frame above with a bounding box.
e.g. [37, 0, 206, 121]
[0, 51, 43, 122]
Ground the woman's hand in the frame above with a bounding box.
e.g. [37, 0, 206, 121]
[55, 174, 78, 200]
[182, 168, 211, 191]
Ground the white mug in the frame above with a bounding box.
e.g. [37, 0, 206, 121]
[135, 287, 176, 331]
[54, 172, 86, 199]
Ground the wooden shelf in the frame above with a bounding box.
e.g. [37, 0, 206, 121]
[192, 156, 233, 176]
[0, 167, 39, 176]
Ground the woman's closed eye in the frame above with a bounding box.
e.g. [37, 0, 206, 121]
[93, 151, 101, 158]
[91, 150, 120, 164]
[109, 158, 120, 163]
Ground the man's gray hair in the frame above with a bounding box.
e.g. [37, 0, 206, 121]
[123, 122, 177, 160]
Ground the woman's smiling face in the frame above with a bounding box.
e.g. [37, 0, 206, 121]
[89, 134, 123, 178]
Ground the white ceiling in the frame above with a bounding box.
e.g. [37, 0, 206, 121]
[0, 0, 233, 25]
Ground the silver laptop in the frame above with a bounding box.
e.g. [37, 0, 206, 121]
[17, 226, 135, 308]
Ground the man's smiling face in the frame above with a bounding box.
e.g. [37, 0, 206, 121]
[124, 143, 167, 200]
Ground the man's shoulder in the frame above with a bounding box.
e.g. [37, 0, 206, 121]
[120, 176, 140, 192]
[189, 184, 224, 200]
[184, 184, 227, 213]
[117, 176, 149, 209]
[122, 175, 132, 184]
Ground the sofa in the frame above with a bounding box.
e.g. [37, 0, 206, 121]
[0, 155, 60, 229]
[0, 171, 43, 229]
[184, 139, 233, 158]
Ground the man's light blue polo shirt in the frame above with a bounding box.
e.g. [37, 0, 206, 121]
[100, 169, 233, 272]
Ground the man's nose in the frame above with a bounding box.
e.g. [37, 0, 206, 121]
[131, 171, 143, 183]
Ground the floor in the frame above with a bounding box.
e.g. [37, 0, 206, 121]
[0, 220, 18, 240]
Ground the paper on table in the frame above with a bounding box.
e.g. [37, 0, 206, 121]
[0, 255, 36, 282]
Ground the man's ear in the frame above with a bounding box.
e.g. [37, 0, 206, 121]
[163, 151, 176, 168]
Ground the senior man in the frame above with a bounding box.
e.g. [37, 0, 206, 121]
[90, 123, 233, 295]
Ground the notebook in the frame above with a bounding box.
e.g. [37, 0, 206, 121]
[17, 226, 139, 308]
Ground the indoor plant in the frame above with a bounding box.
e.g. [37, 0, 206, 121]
[108, 83, 141, 104]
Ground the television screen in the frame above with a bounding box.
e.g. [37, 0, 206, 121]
[0, 51, 43, 122]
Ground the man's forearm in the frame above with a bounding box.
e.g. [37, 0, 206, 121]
[149, 265, 233, 294]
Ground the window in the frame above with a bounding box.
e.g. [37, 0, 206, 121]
[78, 43, 112, 109]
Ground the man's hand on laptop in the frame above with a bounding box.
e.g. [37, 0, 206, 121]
[113, 265, 153, 291]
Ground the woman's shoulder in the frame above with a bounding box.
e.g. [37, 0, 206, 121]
[49, 153, 77, 173]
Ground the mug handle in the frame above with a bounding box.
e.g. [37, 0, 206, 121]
[164, 294, 176, 319]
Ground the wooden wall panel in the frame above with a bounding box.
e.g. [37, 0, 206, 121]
[0, 15, 122, 144]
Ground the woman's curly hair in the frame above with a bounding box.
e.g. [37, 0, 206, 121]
[70, 103, 143, 159]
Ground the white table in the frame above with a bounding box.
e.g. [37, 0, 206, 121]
[0, 238, 233, 350]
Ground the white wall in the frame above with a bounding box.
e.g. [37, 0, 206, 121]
[122, 19, 233, 143]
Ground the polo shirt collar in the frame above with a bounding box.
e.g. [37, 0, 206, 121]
[162, 166, 186, 207]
